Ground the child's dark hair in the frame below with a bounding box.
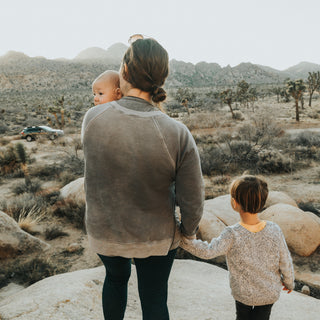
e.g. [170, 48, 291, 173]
[230, 175, 268, 213]
[121, 38, 169, 104]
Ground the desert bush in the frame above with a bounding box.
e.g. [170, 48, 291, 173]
[44, 226, 69, 240]
[8, 257, 65, 285]
[233, 110, 245, 121]
[182, 113, 220, 131]
[29, 163, 63, 180]
[293, 131, 320, 147]
[52, 198, 85, 229]
[0, 193, 47, 222]
[12, 178, 42, 195]
[0, 145, 20, 175]
[256, 149, 293, 173]
[211, 175, 231, 185]
[18, 205, 45, 235]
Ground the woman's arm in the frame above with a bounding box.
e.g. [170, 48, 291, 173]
[180, 227, 233, 260]
[175, 130, 204, 237]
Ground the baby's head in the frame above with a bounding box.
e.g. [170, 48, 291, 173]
[92, 70, 122, 106]
[230, 175, 268, 214]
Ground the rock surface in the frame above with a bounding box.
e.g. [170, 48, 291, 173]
[265, 191, 297, 208]
[260, 203, 320, 256]
[0, 260, 319, 320]
[0, 210, 50, 259]
[59, 177, 85, 204]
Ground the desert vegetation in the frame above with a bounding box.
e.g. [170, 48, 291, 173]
[0, 54, 320, 299]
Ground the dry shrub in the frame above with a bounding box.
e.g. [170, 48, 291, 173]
[44, 226, 69, 240]
[18, 205, 45, 235]
[0, 193, 47, 222]
[52, 198, 85, 229]
[183, 113, 220, 131]
[12, 178, 42, 195]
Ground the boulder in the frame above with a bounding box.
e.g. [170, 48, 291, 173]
[0, 210, 50, 259]
[1, 260, 319, 320]
[204, 195, 239, 226]
[265, 191, 297, 208]
[60, 177, 85, 204]
[198, 211, 226, 242]
[260, 204, 320, 256]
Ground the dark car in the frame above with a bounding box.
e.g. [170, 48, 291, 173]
[20, 126, 64, 142]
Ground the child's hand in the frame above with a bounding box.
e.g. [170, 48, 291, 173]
[282, 284, 292, 294]
[184, 234, 196, 240]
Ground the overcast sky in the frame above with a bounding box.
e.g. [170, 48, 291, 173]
[1, 0, 319, 70]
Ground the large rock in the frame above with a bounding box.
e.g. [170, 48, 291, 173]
[204, 195, 239, 226]
[60, 177, 85, 204]
[265, 191, 297, 208]
[198, 211, 226, 241]
[0, 260, 319, 320]
[260, 204, 320, 256]
[0, 210, 50, 259]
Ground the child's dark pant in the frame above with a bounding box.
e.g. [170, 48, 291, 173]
[235, 300, 273, 320]
[98, 249, 177, 320]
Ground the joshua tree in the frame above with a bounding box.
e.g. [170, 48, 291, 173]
[175, 88, 195, 115]
[236, 80, 250, 107]
[48, 96, 65, 129]
[220, 89, 235, 119]
[286, 79, 306, 122]
[307, 71, 320, 107]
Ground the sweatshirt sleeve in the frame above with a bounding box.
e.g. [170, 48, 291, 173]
[180, 227, 233, 259]
[175, 129, 204, 236]
[278, 227, 295, 290]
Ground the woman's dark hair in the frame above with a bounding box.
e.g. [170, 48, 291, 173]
[230, 175, 268, 214]
[121, 38, 169, 103]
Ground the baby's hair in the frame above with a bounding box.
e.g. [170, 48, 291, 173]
[230, 175, 268, 214]
[93, 70, 120, 88]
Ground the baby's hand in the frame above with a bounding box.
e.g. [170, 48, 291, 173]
[282, 284, 292, 294]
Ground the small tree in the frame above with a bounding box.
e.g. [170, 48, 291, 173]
[286, 79, 306, 122]
[236, 80, 250, 107]
[175, 88, 195, 115]
[15, 143, 30, 185]
[220, 89, 235, 118]
[307, 71, 320, 107]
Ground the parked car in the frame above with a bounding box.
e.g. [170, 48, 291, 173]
[20, 126, 64, 142]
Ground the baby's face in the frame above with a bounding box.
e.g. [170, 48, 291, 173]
[92, 80, 121, 106]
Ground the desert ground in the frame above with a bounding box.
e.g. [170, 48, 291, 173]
[0, 92, 320, 301]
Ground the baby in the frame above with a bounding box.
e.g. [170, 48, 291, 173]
[92, 70, 122, 105]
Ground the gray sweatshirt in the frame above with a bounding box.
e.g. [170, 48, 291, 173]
[180, 221, 294, 306]
[82, 96, 204, 258]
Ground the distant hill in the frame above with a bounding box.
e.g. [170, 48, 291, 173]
[1, 44, 320, 91]
[283, 61, 320, 79]
[74, 43, 128, 63]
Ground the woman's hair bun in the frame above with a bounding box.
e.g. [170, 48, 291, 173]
[152, 87, 167, 103]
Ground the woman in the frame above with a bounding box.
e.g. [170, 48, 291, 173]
[82, 36, 204, 320]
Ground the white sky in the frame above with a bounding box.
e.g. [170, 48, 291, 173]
[0, 0, 319, 70]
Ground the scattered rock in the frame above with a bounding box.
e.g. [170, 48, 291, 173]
[0, 210, 50, 259]
[301, 285, 311, 295]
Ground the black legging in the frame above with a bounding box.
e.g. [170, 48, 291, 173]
[235, 300, 273, 320]
[98, 249, 177, 320]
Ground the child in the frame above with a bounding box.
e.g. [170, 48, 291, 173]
[92, 70, 122, 106]
[180, 175, 294, 320]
